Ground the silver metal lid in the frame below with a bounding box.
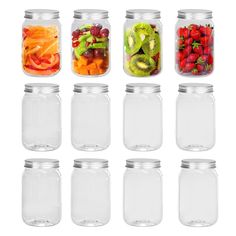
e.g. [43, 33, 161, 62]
[25, 158, 59, 169]
[126, 159, 161, 169]
[178, 9, 212, 20]
[25, 83, 59, 94]
[24, 9, 60, 20]
[74, 9, 108, 19]
[74, 159, 108, 169]
[126, 9, 161, 19]
[179, 83, 213, 94]
[74, 83, 108, 93]
[181, 159, 216, 169]
[126, 83, 160, 94]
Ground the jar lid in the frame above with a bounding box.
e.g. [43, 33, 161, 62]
[126, 83, 160, 93]
[126, 9, 161, 19]
[74, 159, 108, 169]
[126, 159, 161, 169]
[24, 9, 60, 20]
[179, 83, 213, 94]
[25, 83, 59, 94]
[74, 83, 108, 93]
[181, 159, 216, 169]
[178, 9, 212, 20]
[74, 9, 108, 19]
[25, 158, 59, 169]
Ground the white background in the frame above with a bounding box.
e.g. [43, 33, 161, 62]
[0, 0, 233, 235]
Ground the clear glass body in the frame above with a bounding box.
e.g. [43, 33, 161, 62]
[123, 168, 162, 226]
[71, 19, 110, 76]
[179, 168, 218, 226]
[22, 19, 61, 76]
[124, 93, 162, 151]
[176, 92, 215, 151]
[22, 168, 61, 226]
[71, 92, 110, 151]
[124, 19, 162, 77]
[22, 92, 61, 151]
[71, 168, 110, 226]
[175, 18, 214, 76]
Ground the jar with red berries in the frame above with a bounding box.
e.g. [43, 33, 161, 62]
[124, 10, 162, 77]
[175, 9, 214, 76]
[72, 9, 110, 77]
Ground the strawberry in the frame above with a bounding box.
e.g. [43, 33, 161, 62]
[208, 36, 214, 46]
[179, 58, 187, 70]
[183, 63, 195, 73]
[191, 68, 199, 75]
[176, 51, 184, 62]
[204, 47, 212, 55]
[177, 27, 184, 37]
[193, 43, 203, 55]
[184, 38, 193, 46]
[178, 39, 185, 48]
[190, 29, 201, 40]
[205, 26, 213, 36]
[182, 28, 190, 39]
[188, 24, 199, 30]
[199, 25, 206, 35]
[187, 53, 199, 63]
[197, 55, 208, 64]
[197, 64, 204, 72]
[200, 37, 210, 46]
[183, 45, 192, 57]
[208, 54, 214, 65]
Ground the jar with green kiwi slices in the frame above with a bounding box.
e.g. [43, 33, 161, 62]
[124, 9, 162, 77]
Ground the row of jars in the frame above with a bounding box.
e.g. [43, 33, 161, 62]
[22, 83, 215, 152]
[22, 9, 214, 77]
[22, 158, 218, 227]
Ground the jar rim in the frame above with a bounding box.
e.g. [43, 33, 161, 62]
[25, 83, 59, 94]
[181, 159, 216, 169]
[74, 158, 108, 169]
[25, 158, 59, 169]
[126, 83, 160, 94]
[74, 9, 108, 19]
[179, 83, 213, 94]
[126, 9, 161, 19]
[178, 9, 212, 20]
[24, 9, 59, 20]
[126, 158, 161, 169]
[74, 83, 108, 93]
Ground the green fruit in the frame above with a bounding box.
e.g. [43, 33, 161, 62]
[132, 23, 154, 41]
[142, 33, 160, 57]
[79, 24, 92, 30]
[79, 34, 91, 42]
[89, 42, 108, 49]
[124, 29, 142, 55]
[74, 41, 87, 59]
[129, 54, 156, 76]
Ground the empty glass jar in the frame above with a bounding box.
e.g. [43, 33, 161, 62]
[179, 159, 218, 227]
[22, 159, 61, 227]
[176, 83, 215, 151]
[124, 83, 162, 151]
[71, 159, 110, 226]
[71, 83, 110, 151]
[123, 159, 162, 226]
[22, 83, 61, 151]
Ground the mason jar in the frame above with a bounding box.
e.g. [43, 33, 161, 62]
[124, 83, 162, 151]
[176, 83, 215, 151]
[179, 159, 218, 227]
[71, 83, 110, 151]
[22, 159, 61, 227]
[22, 83, 61, 151]
[71, 159, 110, 226]
[124, 9, 162, 77]
[22, 9, 61, 76]
[175, 9, 214, 76]
[72, 9, 110, 76]
[124, 159, 162, 226]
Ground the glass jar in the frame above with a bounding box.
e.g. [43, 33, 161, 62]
[22, 9, 61, 76]
[176, 83, 215, 151]
[71, 83, 110, 151]
[175, 9, 214, 76]
[22, 83, 61, 151]
[124, 83, 162, 151]
[124, 9, 162, 77]
[179, 159, 218, 227]
[71, 159, 110, 226]
[71, 9, 110, 76]
[22, 159, 61, 227]
[123, 159, 162, 226]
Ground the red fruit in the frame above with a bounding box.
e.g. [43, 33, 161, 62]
[182, 28, 190, 39]
[94, 48, 105, 58]
[199, 26, 206, 35]
[179, 58, 187, 70]
[72, 41, 79, 48]
[193, 45, 203, 55]
[176, 51, 184, 62]
[208, 36, 214, 46]
[208, 54, 214, 65]
[197, 55, 208, 64]
[72, 30, 80, 38]
[190, 29, 201, 40]
[178, 39, 185, 48]
[197, 64, 204, 72]
[177, 28, 184, 37]
[200, 37, 210, 46]
[183, 45, 192, 57]
[94, 24, 102, 30]
[204, 47, 212, 55]
[188, 24, 199, 30]
[191, 68, 199, 75]
[205, 26, 213, 36]
[187, 53, 199, 63]
[100, 28, 109, 37]
[83, 49, 94, 58]
[90, 26, 101, 36]
[184, 38, 193, 46]
[183, 63, 195, 73]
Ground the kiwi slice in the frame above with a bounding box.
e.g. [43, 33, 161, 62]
[124, 29, 142, 55]
[129, 54, 156, 76]
[132, 23, 154, 41]
[142, 33, 160, 57]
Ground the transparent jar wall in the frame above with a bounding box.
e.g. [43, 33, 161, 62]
[22, 19, 61, 76]
[71, 93, 110, 151]
[175, 19, 214, 76]
[22, 168, 61, 226]
[124, 93, 162, 151]
[176, 93, 215, 151]
[179, 168, 218, 226]
[123, 168, 162, 226]
[71, 19, 110, 76]
[22, 93, 61, 151]
[124, 19, 162, 77]
[71, 168, 110, 226]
